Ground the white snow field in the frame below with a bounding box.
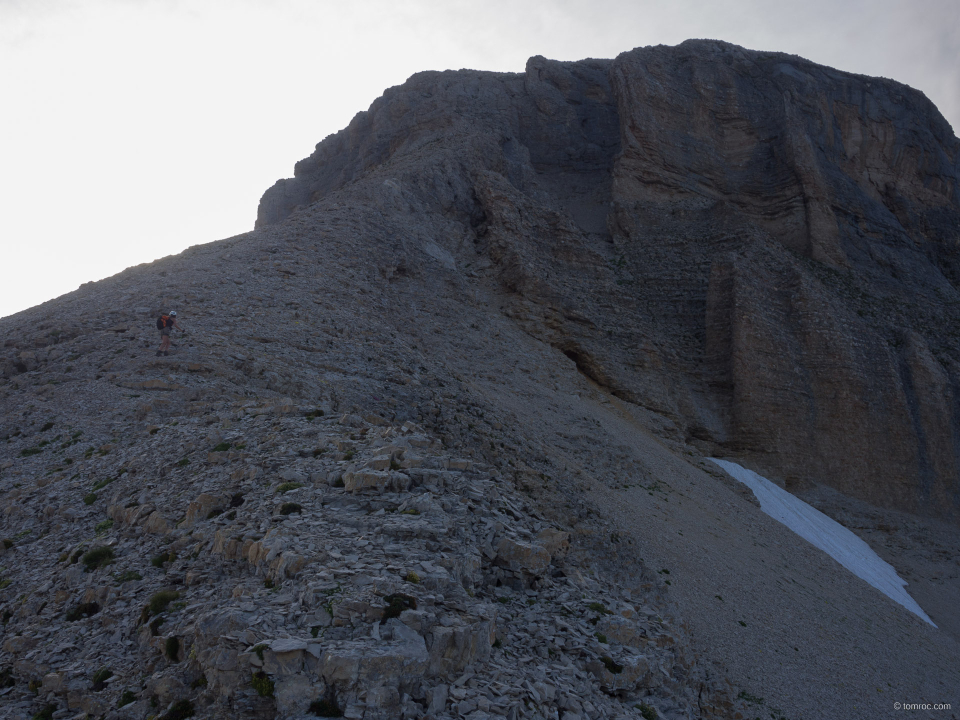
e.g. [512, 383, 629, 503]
[709, 458, 936, 627]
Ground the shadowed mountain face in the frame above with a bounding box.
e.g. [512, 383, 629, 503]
[261, 39, 960, 522]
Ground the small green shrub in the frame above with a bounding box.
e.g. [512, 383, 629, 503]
[65, 601, 100, 621]
[151, 551, 175, 568]
[312, 447, 327, 457]
[587, 602, 611, 615]
[595, 632, 608, 644]
[159, 699, 195, 720]
[399, 508, 420, 516]
[81, 546, 114, 571]
[190, 675, 208, 689]
[94, 519, 114, 535]
[638, 703, 658, 720]
[2, 539, 13, 550]
[148, 590, 180, 616]
[165, 636, 180, 662]
[342, 450, 355, 461]
[405, 571, 420, 584]
[276, 482, 302, 494]
[31, 704, 56, 720]
[382, 593, 416, 620]
[251, 671, 274, 697]
[225, 510, 237, 521]
[600, 656, 623, 674]
[40, 421, 55, 432]
[0, 579, 10, 590]
[279, 502, 302, 515]
[177, 458, 189, 467]
[117, 690, 137, 708]
[20, 446, 43, 457]
[91, 667, 113, 691]
[309, 698, 343, 717]
[114, 570, 142, 583]
[83, 492, 98, 505]
[212, 442, 232, 452]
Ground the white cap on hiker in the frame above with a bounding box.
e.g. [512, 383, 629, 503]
[169, 310, 177, 316]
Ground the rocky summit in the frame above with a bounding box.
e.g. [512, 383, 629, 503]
[1, 39, 959, 720]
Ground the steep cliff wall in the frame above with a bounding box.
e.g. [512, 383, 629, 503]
[257, 40, 960, 521]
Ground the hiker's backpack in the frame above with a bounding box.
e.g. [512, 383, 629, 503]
[157, 315, 170, 330]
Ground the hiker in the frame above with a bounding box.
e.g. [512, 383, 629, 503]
[156, 310, 182, 356]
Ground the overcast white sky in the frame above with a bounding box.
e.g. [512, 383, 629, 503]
[2, 0, 958, 319]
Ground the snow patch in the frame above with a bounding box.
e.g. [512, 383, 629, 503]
[709, 458, 935, 627]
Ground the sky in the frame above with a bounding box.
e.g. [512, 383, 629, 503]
[1, 0, 958, 319]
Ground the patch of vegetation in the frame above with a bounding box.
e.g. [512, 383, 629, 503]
[311, 625, 321, 638]
[190, 675, 208, 689]
[587, 602, 612, 615]
[595, 632, 608, 644]
[65, 601, 100, 621]
[276, 482, 302, 494]
[399, 508, 420, 516]
[0, 579, 11, 590]
[225, 510, 237, 521]
[2, 539, 13, 550]
[309, 698, 343, 717]
[333, 477, 345, 488]
[263, 578, 276, 589]
[20, 446, 44, 457]
[40, 422, 55, 432]
[83, 493, 98, 506]
[342, 449, 355, 461]
[1, 609, 12, 623]
[252, 643, 268, 662]
[738, 620, 747, 627]
[28, 678, 42, 694]
[94, 519, 114, 535]
[147, 590, 180, 616]
[737, 690, 764, 705]
[114, 570, 142, 583]
[91, 667, 113, 691]
[151, 551, 176, 568]
[279, 502, 302, 515]
[637, 703, 658, 720]
[177, 458, 189, 467]
[405, 571, 420, 584]
[312, 447, 327, 457]
[117, 690, 137, 708]
[0, 667, 15, 688]
[149, 617, 164, 636]
[165, 636, 180, 662]
[81, 546, 114, 571]
[600, 656, 623, 674]
[212, 442, 232, 452]
[159, 699, 195, 720]
[92, 476, 117, 491]
[304, 408, 325, 420]
[251, 671, 274, 697]
[382, 593, 417, 620]
[31, 704, 56, 720]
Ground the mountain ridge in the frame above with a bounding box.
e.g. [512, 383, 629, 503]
[1, 40, 958, 720]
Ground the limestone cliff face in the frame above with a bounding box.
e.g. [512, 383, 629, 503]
[258, 40, 960, 521]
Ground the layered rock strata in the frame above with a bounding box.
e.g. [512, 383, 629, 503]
[258, 40, 960, 521]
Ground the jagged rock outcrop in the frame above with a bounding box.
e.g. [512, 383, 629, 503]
[259, 39, 960, 521]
